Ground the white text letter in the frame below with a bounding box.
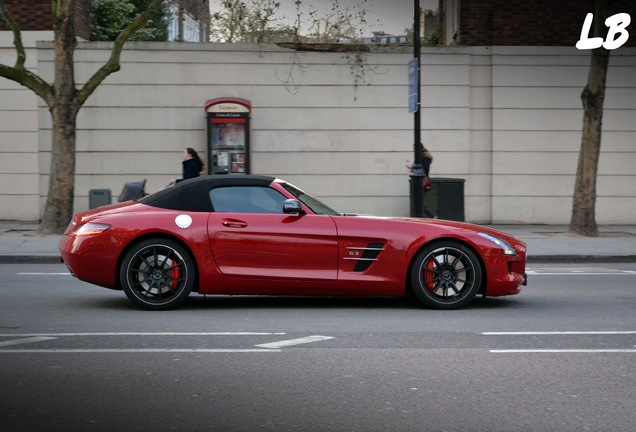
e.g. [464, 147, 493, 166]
[603, 13, 631, 50]
[576, 13, 604, 50]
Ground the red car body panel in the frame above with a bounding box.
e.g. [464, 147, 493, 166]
[59, 176, 526, 302]
[207, 212, 338, 281]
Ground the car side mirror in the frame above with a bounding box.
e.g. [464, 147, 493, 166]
[283, 199, 305, 215]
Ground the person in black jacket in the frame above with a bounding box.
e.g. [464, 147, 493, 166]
[420, 144, 437, 218]
[170, 148, 205, 185]
[406, 144, 437, 218]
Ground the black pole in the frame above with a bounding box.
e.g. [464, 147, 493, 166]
[409, 0, 424, 217]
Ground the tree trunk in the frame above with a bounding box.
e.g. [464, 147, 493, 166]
[569, 0, 612, 237]
[40, 0, 79, 234]
[41, 104, 78, 234]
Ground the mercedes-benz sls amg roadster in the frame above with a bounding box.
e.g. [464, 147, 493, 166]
[60, 175, 527, 310]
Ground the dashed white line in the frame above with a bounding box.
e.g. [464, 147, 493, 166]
[526, 269, 636, 275]
[0, 336, 57, 347]
[256, 335, 334, 349]
[491, 349, 636, 354]
[482, 331, 636, 335]
[0, 332, 332, 353]
[0, 332, 286, 337]
[485, 331, 636, 354]
[0, 348, 281, 353]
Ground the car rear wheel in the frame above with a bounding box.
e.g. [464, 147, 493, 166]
[120, 238, 194, 310]
[411, 241, 482, 310]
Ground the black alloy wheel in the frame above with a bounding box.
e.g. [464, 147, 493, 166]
[120, 238, 195, 310]
[411, 241, 482, 310]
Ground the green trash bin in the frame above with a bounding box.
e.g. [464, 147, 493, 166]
[424, 178, 465, 221]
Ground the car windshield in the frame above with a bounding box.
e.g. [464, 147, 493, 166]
[280, 182, 339, 216]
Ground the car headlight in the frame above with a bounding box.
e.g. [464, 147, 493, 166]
[477, 232, 517, 255]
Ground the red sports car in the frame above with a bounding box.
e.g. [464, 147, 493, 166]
[59, 176, 527, 310]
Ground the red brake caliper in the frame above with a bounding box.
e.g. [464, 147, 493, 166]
[424, 258, 436, 291]
[170, 261, 180, 290]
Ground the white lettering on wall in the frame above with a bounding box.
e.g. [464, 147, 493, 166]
[576, 13, 631, 50]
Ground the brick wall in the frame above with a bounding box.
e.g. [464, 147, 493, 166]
[458, 0, 636, 46]
[73, 0, 91, 40]
[0, 0, 91, 40]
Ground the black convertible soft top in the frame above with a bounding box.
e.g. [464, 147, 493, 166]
[139, 175, 277, 212]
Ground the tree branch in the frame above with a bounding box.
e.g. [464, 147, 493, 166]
[0, 0, 53, 105]
[0, 0, 26, 68]
[77, 0, 164, 107]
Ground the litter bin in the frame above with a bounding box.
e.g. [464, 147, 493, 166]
[89, 189, 112, 209]
[424, 178, 465, 221]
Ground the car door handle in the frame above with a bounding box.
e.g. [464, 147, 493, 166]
[222, 219, 248, 228]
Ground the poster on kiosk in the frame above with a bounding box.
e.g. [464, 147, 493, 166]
[205, 97, 251, 174]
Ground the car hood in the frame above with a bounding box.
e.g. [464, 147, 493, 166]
[342, 214, 522, 244]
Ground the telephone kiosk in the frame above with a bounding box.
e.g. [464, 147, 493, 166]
[205, 97, 251, 174]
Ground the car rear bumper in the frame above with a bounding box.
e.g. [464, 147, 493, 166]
[59, 234, 119, 289]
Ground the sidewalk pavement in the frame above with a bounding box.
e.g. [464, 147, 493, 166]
[1, 221, 636, 264]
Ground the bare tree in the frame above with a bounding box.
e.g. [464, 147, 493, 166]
[211, 0, 247, 42]
[0, 0, 164, 234]
[211, 0, 371, 44]
[211, 0, 283, 43]
[569, 0, 616, 236]
[306, 0, 369, 43]
[246, 0, 282, 43]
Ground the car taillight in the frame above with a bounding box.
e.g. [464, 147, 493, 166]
[72, 223, 111, 236]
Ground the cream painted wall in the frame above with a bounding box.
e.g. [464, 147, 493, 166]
[1, 39, 634, 224]
[0, 32, 52, 220]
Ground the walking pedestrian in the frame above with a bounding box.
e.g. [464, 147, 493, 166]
[170, 147, 204, 185]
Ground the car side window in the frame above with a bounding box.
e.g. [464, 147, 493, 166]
[210, 186, 287, 214]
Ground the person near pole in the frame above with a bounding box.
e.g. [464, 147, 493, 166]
[408, 144, 437, 218]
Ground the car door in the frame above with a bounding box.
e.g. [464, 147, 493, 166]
[207, 185, 338, 281]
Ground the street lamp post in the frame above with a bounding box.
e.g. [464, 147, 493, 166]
[409, 0, 424, 217]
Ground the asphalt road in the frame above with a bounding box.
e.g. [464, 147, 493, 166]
[1, 263, 635, 432]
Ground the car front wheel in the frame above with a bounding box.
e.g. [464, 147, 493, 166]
[120, 238, 195, 310]
[411, 241, 482, 310]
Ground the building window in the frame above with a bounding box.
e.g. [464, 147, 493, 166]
[168, 2, 202, 42]
[444, 0, 459, 45]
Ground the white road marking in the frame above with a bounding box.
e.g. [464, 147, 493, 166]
[525, 267, 636, 276]
[485, 331, 636, 353]
[0, 332, 286, 337]
[256, 335, 334, 349]
[0, 349, 280, 354]
[491, 349, 636, 354]
[526, 271, 636, 276]
[0, 333, 326, 353]
[526, 272, 636, 275]
[18, 272, 71, 275]
[482, 331, 636, 335]
[0, 337, 57, 347]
